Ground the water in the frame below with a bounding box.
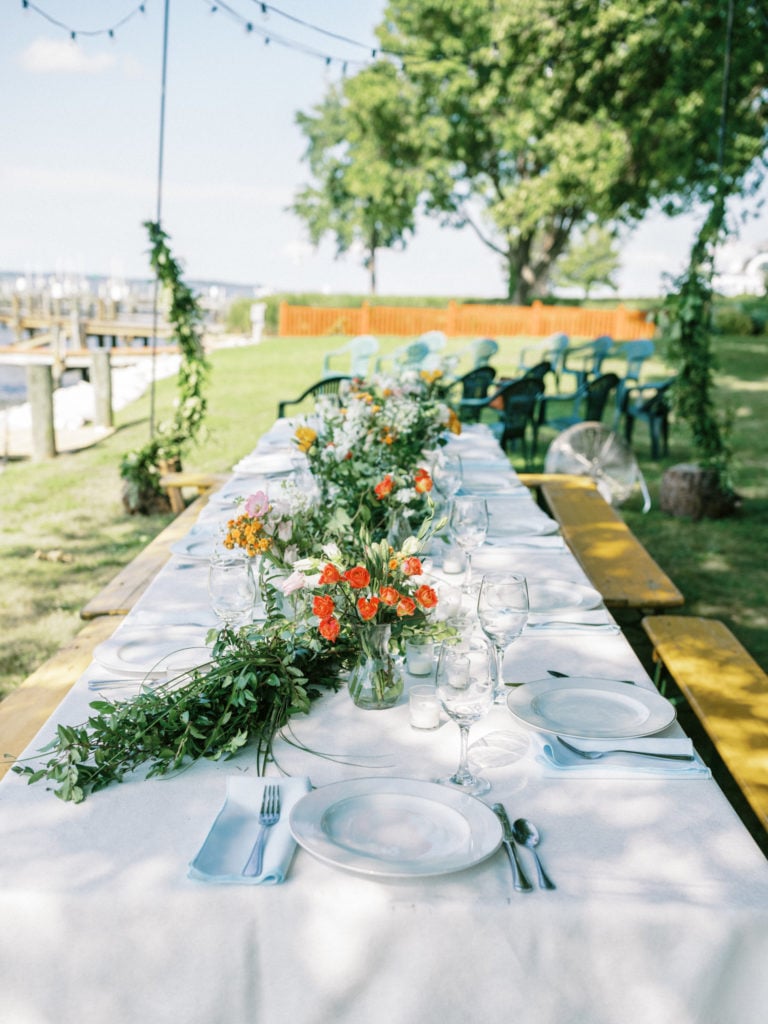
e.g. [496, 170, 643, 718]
[0, 323, 82, 411]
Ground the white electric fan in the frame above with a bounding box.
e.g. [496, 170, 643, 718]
[544, 421, 651, 512]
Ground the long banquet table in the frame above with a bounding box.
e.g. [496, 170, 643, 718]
[1, 422, 767, 1024]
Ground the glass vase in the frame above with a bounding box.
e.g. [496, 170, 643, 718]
[348, 623, 403, 710]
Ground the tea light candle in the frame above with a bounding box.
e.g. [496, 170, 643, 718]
[409, 685, 441, 730]
[406, 638, 434, 676]
[442, 545, 465, 575]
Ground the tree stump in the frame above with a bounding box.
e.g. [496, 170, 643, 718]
[660, 463, 739, 520]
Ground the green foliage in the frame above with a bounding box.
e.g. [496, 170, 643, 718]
[120, 222, 210, 512]
[298, 0, 766, 302]
[292, 69, 424, 293]
[661, 201, 734, 485]
[712, 303, 761, 336]
[13, 623, 344, 802]
[552, 225, 621, 298]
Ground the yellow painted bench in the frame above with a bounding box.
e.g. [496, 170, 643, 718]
[642, 615, 768, 833]
[80, 489, 215, 620]
[159, 471, 228, 514]
[0, 615, 125, 779]
[521, 474, 684, 612]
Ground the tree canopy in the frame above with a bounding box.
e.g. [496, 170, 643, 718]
[293, 0, 767, 302]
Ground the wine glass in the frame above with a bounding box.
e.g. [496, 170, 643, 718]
[208, 552, 257, 628]
[435, 642, 495, 796]
[477, 572, 529, 703]
[432, 451, 463, 501]
[449, 496, 488, 589]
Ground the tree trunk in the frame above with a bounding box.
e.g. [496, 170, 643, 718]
[660, 463, 740, 520]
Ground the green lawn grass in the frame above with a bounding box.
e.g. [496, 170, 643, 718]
[0, 330, 766, 703]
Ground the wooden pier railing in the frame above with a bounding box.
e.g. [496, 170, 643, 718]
[278, 299, 652, 341]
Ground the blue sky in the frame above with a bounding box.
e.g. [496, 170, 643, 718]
[2, 0, 766, 298]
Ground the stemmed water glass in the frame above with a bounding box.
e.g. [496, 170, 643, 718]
[432, 451, 463, 502]
[477, 572, 529, 703]
[208, 551, 258, 628]
[435, 642, 495, 796]
[449, 495, 488, 589]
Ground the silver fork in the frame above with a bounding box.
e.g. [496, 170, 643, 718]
[242, 784, 281, 877]
[556, 736, 695, 762]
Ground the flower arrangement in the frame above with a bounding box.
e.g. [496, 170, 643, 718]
[17, 362, 464, 798]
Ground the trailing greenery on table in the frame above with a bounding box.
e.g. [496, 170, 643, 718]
[15, 372, 460, 802]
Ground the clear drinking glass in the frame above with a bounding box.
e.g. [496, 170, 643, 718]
[435, 642, 494, 795]
[449, 496, 488, 589]
[432, 451, 463, 501]
[477, 572, 529, 702]
[208, 552, 257, 628]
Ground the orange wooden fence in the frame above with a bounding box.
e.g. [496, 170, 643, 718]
[278, 299, 652, 341]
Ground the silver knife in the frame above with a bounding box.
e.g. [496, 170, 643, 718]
[492, 803, 533, 892]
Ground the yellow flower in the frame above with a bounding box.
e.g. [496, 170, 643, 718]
[421, 368, 443, 384]
[295, 426, 317, 453]
[448, 409, 462, 435]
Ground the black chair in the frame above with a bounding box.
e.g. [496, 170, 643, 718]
[535, 372, 620, 458]
[454, 365, 497, 422]
[470, 376, 544, 465]
[624, 377, 675, 459]
[521, 360, 552, 386]
[277, 376, 351, 419]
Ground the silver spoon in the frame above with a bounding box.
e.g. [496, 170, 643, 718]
[512, 818, 556, 890]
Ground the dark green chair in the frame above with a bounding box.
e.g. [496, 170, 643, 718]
[277, 376, 351, 419]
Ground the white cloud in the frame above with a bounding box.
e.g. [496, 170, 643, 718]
[20, 38, 116, 75]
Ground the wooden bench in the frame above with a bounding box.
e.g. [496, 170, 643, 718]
[520, 473, 684, 612]
[642, 615, 768, 833]
[0, 615, 125, 779]
[159, 471, 228, 514]
[80, 489, 215, 620]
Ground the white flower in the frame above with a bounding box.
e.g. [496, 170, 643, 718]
[280, 570, 310, 595]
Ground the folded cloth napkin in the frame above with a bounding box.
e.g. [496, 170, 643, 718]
[189, 776, 312, 885]
[532, 733, 711, 779]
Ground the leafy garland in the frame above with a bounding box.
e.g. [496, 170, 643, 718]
[14, 618, 351, 804]
[120, 221, 210, 513]
[661, 196, 735, 493]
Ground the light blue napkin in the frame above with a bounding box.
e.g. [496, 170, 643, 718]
[533, 734, 711, 779]
[189, 776, 311, 884]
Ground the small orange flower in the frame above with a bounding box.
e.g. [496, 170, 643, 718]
[396, 596, 417, 617]
[374, 475, 394, 500]
[379, 586, 400, 606]
[414, 468, 433, 493]
[344, 566, 371, 589]
[318, 616, 340, 643]
[448, 409, 462, 435]
[357, 596, 380, 621]
[415, 584, 438, 609]
[402, 556, 423, 576]
[318, 563, 342, 585]
[313, 595, 335, 619]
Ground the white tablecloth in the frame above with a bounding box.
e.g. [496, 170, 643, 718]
[1, 424, 767, 1024]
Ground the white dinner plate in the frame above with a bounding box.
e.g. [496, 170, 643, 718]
[92, 624, 213, 678]
[506, 677, 676, 740]
[170, 535, 220, 561]
[526, 578, 603, 614]
[289, 778, 502, 878]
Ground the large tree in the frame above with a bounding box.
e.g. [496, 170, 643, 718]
[296, 0, 766, 302]
[291, 67, 424, 294]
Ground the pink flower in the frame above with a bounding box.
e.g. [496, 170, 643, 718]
[244, 491, 270, 518]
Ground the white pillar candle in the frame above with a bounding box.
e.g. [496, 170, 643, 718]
[406, 638, 435, 676]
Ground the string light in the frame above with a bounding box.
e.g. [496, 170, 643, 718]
[19, 0, 148, 39]
[15, 0, 584, 79]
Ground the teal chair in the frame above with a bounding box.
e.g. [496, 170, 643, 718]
[321, 335, 379, 379]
